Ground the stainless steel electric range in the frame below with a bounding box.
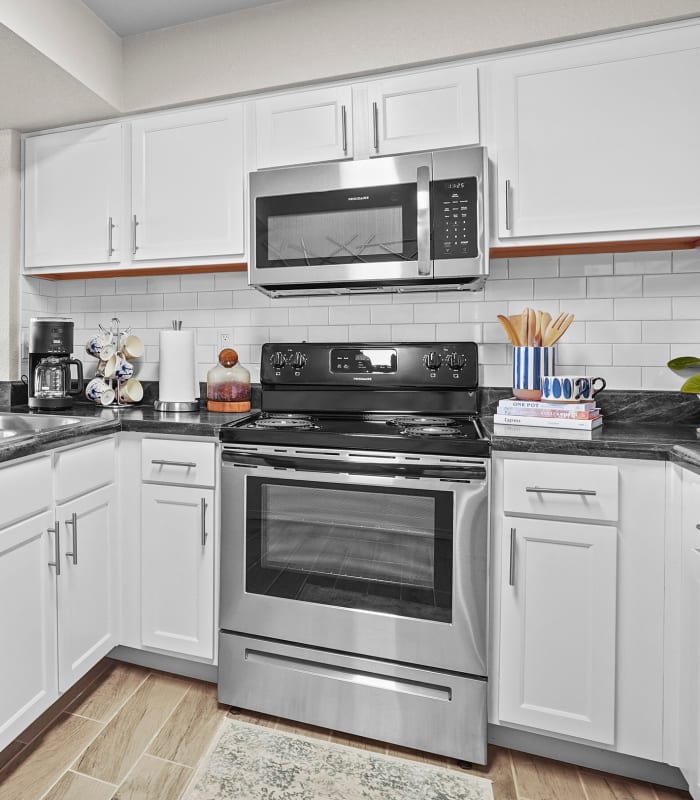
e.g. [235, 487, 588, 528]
[218, 342, 490, 764]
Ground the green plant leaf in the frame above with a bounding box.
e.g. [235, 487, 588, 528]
[680, 374, 700, 393]
[667, 356, 700, 370]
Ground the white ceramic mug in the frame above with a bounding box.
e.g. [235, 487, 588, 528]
[120, 334, 144, 361]
[118, 378, 143, 404]
[541, 375, 606, 402]
[99, 388, 116, 406]
[85, 333, 112, 358]
[103, 354, 134, 381]
[85, 377, 110, 402]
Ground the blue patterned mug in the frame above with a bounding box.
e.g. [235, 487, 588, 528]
[541, 375, 606, 402]
[512, 346, 556, 401]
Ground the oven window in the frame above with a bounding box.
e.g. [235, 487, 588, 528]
[255, 183, 418, 268]
[245, 478, 453, 622]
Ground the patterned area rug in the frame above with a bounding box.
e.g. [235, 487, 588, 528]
[183, 718, 494, 800]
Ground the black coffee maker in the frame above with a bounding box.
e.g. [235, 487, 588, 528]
[28, 317, 84, 410]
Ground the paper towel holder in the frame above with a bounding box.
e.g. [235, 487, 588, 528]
[154, 320, 200, 412]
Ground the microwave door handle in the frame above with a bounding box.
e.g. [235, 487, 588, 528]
[416, 165, 431, 276]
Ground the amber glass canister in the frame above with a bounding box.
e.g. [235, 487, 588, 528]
[206, 348, 251, 412]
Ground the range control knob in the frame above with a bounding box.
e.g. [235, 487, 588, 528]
[290, 352, 307, 370]
[270, 351, 287, 369]
[423, 352, 443, 371]
[446, 352, 467, 371]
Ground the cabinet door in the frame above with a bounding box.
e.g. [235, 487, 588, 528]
[680, 469, 700, 798]
[254, 85, 352, 168]
[499, 516, 617, 743]
[141, 484, 215, 659]
[131, 104, 245, 261]
[0, 511, 57, 751]
[56, 484, 117, 692]
[24, 124, 122, 268]
[492, 24, 700, 238]
[366, 64, 479, 157]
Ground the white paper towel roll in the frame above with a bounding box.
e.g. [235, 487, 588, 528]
[159, 330, 197, 402]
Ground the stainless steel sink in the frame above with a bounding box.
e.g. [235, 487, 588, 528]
[0, 413, 83, 440]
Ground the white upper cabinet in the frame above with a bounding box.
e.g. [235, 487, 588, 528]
[24, 124, 122, 268]
[130, 104, 245, 261]
[492, 23, 700, 239]
[255, 85, 353, 168]
[366, 64, 479, 157]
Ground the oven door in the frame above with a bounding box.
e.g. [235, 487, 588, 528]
[249, 153, 433, 288]
[220, 447, 488, 676]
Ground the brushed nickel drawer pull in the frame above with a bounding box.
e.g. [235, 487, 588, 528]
[526, 486, 597, 496]
[509, 527, 516, 587]
[341, 104, 348, 155]
[372, 102, 379, 151]
[201, 498, 208, 546]
[505, 179, 512, 232]
[151, 459, 197, 468]
[48, 521, 60, 575]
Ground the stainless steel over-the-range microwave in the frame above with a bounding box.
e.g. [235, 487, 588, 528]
[248, 146, 488, 297]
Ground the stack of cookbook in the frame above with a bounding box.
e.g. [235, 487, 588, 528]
[494, 398, 603, 430]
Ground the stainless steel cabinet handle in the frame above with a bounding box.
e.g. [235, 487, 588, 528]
[151, 459, 197, 468]
[526, 486, 597, 496]
[201, 498, 208, 546]
[107, 216, 115, 257]
[505, 179, 512, 232]
[65, 512, 78, 565]
[48, 522, 61, 575]
[509, 527, 516, 587]
[416, 165, 431, 277]
[131, 214, 139, 254]
[372, 101, 379, 152]
[341, 105, 348, 155]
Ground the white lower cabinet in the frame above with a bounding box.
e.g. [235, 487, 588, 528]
[56, 484, 116, 691]
[140, 483, 215, 659]
[0, 509, 57, 750]
[679, 467, 700, 798]
[499, 516, 617, 743]
[492, 454, 666, 761]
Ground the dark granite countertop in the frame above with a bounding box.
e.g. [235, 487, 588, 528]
[0, 403, 257, 464]
[484, 417, 700, 469]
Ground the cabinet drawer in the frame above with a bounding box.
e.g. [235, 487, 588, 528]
[0, 456, 52, 529]
[503, 459, 618, 522]
[141, 438, 215, 487]
[55, 438, 115, 503]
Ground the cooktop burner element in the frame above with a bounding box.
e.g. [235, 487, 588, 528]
[220, 342, 489, 457]
[390, 416, 456, 427]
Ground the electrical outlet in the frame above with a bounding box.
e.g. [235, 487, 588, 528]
[218, 332, 231, 351]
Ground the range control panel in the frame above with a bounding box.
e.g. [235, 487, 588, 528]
[261, 342, 478, 388]
[431, 176, 478, 260]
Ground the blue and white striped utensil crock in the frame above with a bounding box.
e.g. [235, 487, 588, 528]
[512, 346, 556, 400]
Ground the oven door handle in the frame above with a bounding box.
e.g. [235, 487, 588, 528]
[222, 450, 486, 481]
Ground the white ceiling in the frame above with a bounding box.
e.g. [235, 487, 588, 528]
[81, 0, 282, 37]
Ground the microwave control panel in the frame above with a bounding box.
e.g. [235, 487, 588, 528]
[432, 177, 478, 260]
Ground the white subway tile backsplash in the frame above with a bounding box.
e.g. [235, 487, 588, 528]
[614, 297, 672, 320]
[587, 275, 643, 298]
[415, 303, 459, 323]
[20, 247, 700, 392]
[559, 253, 613, 277]
[672, 250, 700, 273]
[507, 256, 559, 279]
[644, 272, 700, 297]
[614, 251, 672, 275]
[370, 305, 413, 325]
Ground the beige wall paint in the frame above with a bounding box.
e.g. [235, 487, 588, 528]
[0, 0, 123, 110]
[122, 0, 700, 110]
[0, 130, 20, 380]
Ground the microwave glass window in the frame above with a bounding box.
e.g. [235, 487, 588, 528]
[255, 183, 418, 268]
[267, 206, 403, 262]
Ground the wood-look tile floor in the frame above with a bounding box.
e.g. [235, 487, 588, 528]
[0, 658, 691, 800]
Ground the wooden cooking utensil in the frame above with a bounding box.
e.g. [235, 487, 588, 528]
[528, 308, 536, 346]
[543, 312, 575, 346]
[497, 314, 520, 346]
[520, 308, 529, 348]
[509, 314, 522, 343]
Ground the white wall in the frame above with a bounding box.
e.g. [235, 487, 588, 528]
[21, 248, 700, 393]
[122, 0, 700, 111]
[0, 130, 20, 380]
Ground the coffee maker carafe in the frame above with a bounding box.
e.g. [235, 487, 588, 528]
[28, 317, 84, 410]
